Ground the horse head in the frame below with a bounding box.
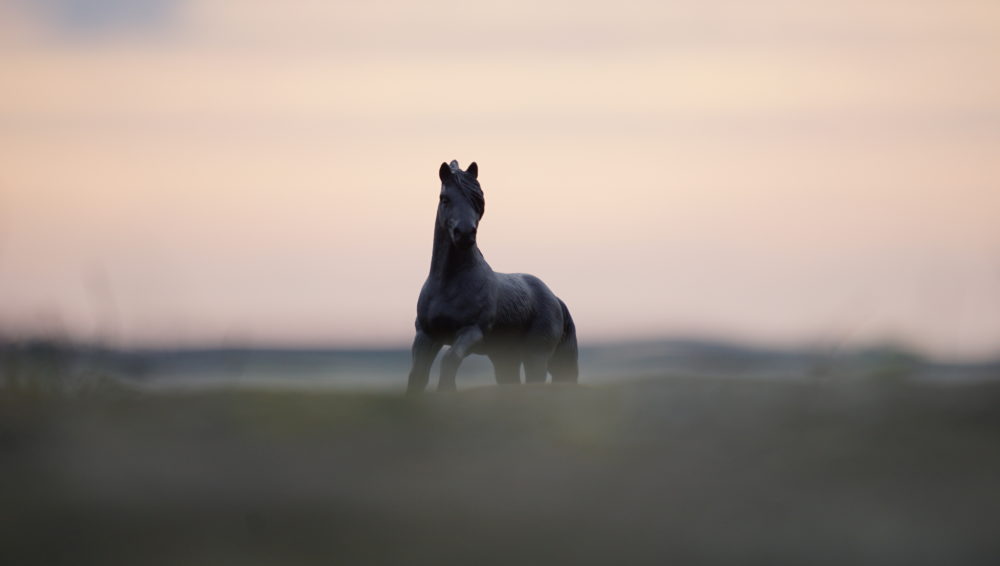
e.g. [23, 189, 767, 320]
[437, 160, 484, 249]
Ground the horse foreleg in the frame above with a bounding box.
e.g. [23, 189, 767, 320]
[438, 326, 483, 392]
[406, 331, 442, 395]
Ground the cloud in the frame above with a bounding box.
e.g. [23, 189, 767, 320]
[11, 0, 180, 37]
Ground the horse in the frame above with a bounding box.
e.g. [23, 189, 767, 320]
[406, 160, 578, 393]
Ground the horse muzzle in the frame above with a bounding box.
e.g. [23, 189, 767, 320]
[450, 225, 478, 248]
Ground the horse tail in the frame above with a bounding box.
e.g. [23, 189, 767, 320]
[549, 298, 578, 383]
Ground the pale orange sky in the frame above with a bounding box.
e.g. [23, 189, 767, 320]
[1, 0, 999, 360]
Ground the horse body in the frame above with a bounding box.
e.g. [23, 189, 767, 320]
[407, 160, 578, 393]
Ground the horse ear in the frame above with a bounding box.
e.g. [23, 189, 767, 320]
[439, 162, 451, 183]
[467, 162, 478, 180]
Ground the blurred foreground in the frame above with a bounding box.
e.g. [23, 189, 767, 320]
[3, 359, 1000, 565]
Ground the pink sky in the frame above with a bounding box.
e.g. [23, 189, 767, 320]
[1, 1, 999, 360]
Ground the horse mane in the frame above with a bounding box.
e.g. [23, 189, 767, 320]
[447, 160, 485, 217]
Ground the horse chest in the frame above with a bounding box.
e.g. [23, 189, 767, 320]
[420, 279, 494, 336]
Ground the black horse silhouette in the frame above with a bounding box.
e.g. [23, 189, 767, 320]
[407, 160, 578, 393]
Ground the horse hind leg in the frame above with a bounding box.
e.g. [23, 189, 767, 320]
[523, 352, 550, 384]
[489, 353, 521, 385]
[549, 353, 578, 384]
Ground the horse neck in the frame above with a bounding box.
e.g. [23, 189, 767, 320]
[429, 220, 489, 281]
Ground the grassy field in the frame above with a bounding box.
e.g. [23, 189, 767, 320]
[3, 376, 1000, 565]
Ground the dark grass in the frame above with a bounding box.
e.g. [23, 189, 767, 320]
[3, 377, 1000, 565]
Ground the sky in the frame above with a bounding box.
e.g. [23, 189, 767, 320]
[1, 0, 998, 360]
